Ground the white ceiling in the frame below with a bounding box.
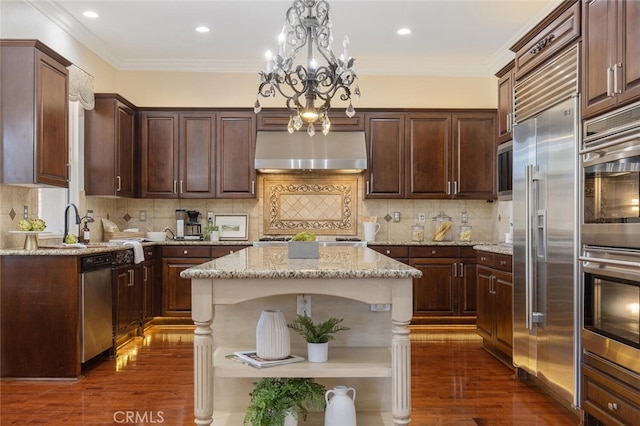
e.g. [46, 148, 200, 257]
[29, 0, 563, 77]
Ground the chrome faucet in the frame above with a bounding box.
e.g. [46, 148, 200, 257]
[63, 203, 81, 243]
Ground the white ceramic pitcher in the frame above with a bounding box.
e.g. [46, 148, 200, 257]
[363, 222, 380, 242]
[324, 385, 356, 426]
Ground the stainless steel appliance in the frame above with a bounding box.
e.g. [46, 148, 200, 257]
[512, 45, 580, 408]
[580, 246, 640, 375]
[581, 100, 640, 249]
[497, 140, 513, 200]
[81, 252, 114, 363]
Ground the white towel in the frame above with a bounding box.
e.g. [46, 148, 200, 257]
[110, 239, 145, 264]
[123, 240, 145, 264]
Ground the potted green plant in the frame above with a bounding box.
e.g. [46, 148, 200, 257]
[287, 314, 349, 362]
[203, 224, 219, 241]
[288, 231, 318, 259]
[243, 377, 326, 426]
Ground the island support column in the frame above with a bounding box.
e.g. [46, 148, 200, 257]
[392, 279, 413, 425]
[192, 278, 214, 426]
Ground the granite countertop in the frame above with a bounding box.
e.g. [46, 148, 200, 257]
[473, 243, 513, 256]
[0, 239, 250, 256]
[180, 246, 423, 280]
[368, 240, 492, 247]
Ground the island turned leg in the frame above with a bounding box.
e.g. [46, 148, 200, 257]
[192, 278, 214, 426]
[392, 319, 411, 425]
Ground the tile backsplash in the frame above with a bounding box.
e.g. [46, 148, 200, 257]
[0, 177, 505, 248]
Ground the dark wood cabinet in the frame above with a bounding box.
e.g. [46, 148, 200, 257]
[582, 352, 640, 426]
[180, 111, 216, 198]
[475, 251, 513, 363]
[582, 0, 640, 118]
[114, 262, 142, 337]
[453, 112, 496, 200]
[85, 94, 136, 197]
[140, 110, 216, 198]
[142, 247, 156, 323]
[404, 112, 450, 199]
[1, 40, 71, 187]
[161, 245, 249, 316]
[1, 256, 80, 378]
[364, 112, 405, 198]
[512, 0, 580, 79]
[216, 112, 256, 198]
[405, 111, 495, 199]
[257, 109, 364, 131]
[496, 61, 515, 145]
[139, 111, 180, 198]
[409, 246, 477, 325]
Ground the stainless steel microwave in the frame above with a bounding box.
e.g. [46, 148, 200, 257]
[497, 141, 512, 200]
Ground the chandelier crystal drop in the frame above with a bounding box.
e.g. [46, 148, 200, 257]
[254, 0, 360, 136]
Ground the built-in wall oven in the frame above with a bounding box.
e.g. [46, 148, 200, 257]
[579, 101, 640, 424]
[580, 246, 640, 375]
[581, 100, 640, 249]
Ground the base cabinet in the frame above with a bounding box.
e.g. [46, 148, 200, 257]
[409, 246, 477, 325]
[114, 263, 142, 341]
[475, 251, 512, 362]
[161, 245, 249, 317]
[582, 352, 640, 426]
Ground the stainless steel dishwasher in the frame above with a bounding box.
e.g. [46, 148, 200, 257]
[81, 252, 114, 363]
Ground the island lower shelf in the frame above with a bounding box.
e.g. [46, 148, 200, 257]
[211, 411, 393, 426]
[215, 346, 392, 378]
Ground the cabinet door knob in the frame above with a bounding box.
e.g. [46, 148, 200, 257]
[500, 260, 506, 265]
[431, 250, 436, 255]
[183, 250, 188, 255]
[386, 250, 391, 254]
[481, 256, 487, 261]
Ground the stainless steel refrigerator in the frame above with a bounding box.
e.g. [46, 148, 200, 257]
[511, 45, 580, 409]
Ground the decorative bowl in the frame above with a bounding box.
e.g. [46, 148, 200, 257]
[145, 231, 167, 242]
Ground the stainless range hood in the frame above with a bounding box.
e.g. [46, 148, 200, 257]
[254, 131, 367, 173]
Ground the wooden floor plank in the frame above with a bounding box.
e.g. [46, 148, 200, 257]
[0, 327, 579, 425]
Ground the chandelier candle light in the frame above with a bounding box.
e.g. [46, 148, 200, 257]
[254, 0, 361, 136]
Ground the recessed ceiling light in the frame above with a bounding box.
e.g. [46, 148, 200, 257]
[83, 11, 99, 19]
[397, 28, 412, 36]
[195, 26, 210, 33]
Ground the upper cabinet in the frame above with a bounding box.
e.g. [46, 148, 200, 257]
[364, 112, 405, 199]
[85, 94, 136, 197]
[406, 111, 496, 200]
[495, 61, 515, 145]
[139, 110, 215, 198]
[511, 1, 580, 80]
[257, 110, 364, 131]
[1, 40, 71, 187]
[582, 0, 640, 118]
[216, 112, 256, 198]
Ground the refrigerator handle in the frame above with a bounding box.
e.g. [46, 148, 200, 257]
[525, 164, 535, 330]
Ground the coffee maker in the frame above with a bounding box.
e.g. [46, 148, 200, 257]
[185, 210, 202, 236]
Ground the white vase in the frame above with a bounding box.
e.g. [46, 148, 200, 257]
[209, 231, 219, 242]
[255, 309, 290, 360]
[324, 385, 356, 426]
[284, 411, 298, 426]
[307, 342, 329, 363]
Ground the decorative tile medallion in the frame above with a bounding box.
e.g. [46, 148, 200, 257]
[264, 177, 357, 235]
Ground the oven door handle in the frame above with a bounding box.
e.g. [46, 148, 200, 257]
[579, 256, 640, 269]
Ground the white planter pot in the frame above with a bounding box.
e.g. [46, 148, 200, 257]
[256, 309, 290, 360]
[307, 342, 329, 363]
[208, 231, 220, 242]
[284, 411, 298, 426]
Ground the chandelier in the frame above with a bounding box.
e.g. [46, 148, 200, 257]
[253, 0, 361, 136]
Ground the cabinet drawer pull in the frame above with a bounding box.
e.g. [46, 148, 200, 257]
[607, 402, 618, 411]
[500, 260, 506, 265]
[431, 250, 437, 255]
[183, 250, 188, 255]
[481, 256, 487, 262]
[386, 250, 391, 255]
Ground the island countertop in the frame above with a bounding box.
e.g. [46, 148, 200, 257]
[180, 246, 422, 280]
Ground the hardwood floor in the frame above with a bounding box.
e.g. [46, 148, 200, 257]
[0, 326, 580, 425]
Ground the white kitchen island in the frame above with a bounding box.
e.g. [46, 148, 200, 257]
[181, 246, 422, 426]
